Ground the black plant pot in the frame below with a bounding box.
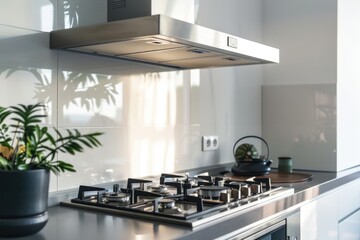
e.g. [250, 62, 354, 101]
[0, 169, 50, 237]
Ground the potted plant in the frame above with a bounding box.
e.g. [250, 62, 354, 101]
[0, 103, 103, 237]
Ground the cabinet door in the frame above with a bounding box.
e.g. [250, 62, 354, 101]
[300, 190, 338, 240]
[338, 209, 360, 240]
[338, 179, 360, 240]
[338, 180, 360, 220]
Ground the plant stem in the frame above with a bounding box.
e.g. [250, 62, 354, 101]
[11, 138, 19, 165]
[10, 122, 20, 148]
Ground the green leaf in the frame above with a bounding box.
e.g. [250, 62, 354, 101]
[58, 161, 76, 172]
[0, 103, 103, 175]
[17, 164, 30, 170]
[0, 107, 11, 124]
[0, 156, 12, 169]
[45, 131, 56, 145]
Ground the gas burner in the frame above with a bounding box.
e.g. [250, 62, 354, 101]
[198, 186, 228, 200]
[148, 185, 169, 194]
[158, 199, 182, 214]
[103, 192, 130, 203]
[159, 198, 175, 209]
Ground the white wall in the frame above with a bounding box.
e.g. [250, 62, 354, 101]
[337, 0, 360, 171]
[262, 0, 338, 171]
[262, 0, 337, 86]
[0, 0, 266, 192]
[193, 0, 265, 168]
[262, 0, 360, 172]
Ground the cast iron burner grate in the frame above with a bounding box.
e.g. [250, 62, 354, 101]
[60, 174, 294, 227]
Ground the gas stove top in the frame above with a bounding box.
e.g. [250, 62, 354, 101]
[61, 173, 294, 228]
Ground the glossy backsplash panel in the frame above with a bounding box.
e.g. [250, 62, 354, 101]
[262, 84, 337, 171]
[1, 1, 265, 192]
[56, 51, 195, 189]
[0, 24, 263, 191]
[0, 25, 58, 191]
[0, 25, 194, 191]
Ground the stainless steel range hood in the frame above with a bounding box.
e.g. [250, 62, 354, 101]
[50, 5, 279, 69]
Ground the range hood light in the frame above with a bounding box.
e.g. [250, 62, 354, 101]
[223, 57, 237, 61]
[145, 40, 171, 45]
[187, 49, 211, 54]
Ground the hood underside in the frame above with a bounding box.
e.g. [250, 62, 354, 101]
[50, 15, 279, 69]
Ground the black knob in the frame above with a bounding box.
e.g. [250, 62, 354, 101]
[113, 184, 119, 193]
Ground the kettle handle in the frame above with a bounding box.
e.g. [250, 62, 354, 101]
[233, 135, 270, 160]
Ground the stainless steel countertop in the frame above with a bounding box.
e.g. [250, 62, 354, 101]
[5, 165, 360, 240]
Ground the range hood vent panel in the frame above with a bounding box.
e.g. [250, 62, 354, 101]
[74, 37, 185, 56]
[50, 15, 279, 69]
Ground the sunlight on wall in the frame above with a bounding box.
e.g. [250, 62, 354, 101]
[38, 68, 54, 124]
[61, 71, 120, 123]
[63, 1, 79, 28]
[41, 3, 54, 31]
[135, 72, 179, 127]
[62, 71, 99, 122]
[128, 71, 183, 176]
[190, 69, 200, 87]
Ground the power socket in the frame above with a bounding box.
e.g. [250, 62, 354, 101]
[202, 136, 219, 151]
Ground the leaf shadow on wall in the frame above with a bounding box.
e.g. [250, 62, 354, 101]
[0, 23, 192, 184]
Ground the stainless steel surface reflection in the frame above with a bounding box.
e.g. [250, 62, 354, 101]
[42, 206, 189, 240]
[35, 165, 360, 240]
[50, 15, 279, 69]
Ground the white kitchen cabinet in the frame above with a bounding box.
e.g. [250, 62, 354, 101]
[301, 179, 360, 240]
[300, 190, 338, 240]
[339, 209, 360, 240]
[337, 179, 360, 220]
[338, 179, 360, 240]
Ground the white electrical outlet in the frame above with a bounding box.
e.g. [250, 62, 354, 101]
[202, 136, 219, 151]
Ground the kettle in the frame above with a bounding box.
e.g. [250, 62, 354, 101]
[231, 135, 273, 176]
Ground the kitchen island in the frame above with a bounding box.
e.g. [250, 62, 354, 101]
[4, 165, 360, 240]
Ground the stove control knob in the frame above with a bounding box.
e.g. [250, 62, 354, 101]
[241, 186, 251, 198]
[220, 192, 231, 203]
[230, 189, 241, 200]
[250, 184, 262, 195]
[113, 184, 119, 193]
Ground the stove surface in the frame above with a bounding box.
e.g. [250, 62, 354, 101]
[61, 173, 294, 227]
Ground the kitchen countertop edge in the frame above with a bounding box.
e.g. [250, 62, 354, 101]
[9, 164, 360, 240]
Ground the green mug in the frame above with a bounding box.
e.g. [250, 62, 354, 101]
[278, 156, 293, 173]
